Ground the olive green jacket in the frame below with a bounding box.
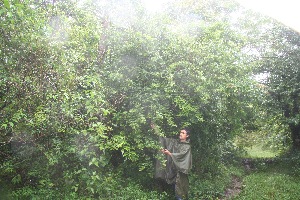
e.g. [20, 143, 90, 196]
[155, 137, 192, 184]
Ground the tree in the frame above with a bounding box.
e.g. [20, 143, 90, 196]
[259, 25, 300, 150]
[0, 0, 272, 199]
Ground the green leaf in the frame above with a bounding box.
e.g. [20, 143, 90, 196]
[89, 157, 99, 167]
[9, 122, 14, 128]
[1, 124, 7, 129]
[4, 0, 10, 9]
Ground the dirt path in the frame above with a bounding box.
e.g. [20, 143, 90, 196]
[222, 175, 243, 200]
[221, 159, 255, 199]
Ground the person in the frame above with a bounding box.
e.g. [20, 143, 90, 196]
[153, 125, 192, 200]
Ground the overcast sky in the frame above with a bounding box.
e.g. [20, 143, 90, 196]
[237, 0, 300, 32]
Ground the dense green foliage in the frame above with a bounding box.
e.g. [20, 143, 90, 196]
[1, 0, 299, 199]
[258, 26, 300, 150]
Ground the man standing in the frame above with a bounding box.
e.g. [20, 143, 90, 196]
[155, 127, 192, 200]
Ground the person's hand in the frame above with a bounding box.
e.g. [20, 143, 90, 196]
[150, 123, 155, 129]
[161, 149, 171, 156]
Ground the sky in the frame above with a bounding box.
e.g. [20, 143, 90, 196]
[142, 0, 300, 32]
[233, 0, 300, 32]
[141, 0, 171, 13]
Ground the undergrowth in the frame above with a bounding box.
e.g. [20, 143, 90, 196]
[234, 151, 300, 200]
[3, 151, 300, 200]
[189, 164, 244, 199]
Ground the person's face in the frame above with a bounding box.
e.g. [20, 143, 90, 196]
[179, 130, 189, 141]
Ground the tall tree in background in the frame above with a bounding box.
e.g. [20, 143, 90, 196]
[260, 25, 300, 150]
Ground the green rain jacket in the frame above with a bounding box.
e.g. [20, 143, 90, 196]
[155, 137, 192, 199]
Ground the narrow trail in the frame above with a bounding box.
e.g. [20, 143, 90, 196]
[222, 175, 243, 200]
[221, 158, 257, 199]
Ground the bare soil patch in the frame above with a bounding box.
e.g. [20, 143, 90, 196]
[222, 175, 243, 200]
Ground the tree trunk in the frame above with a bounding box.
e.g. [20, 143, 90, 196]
[290, 124, 300, 150]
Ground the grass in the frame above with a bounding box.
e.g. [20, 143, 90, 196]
[234, 172, 300, 200]
[233, 147, 300, 200]
[0, 179, 12, 199]
[245, 144, 278, 158]
[188, 145, 300, 200]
